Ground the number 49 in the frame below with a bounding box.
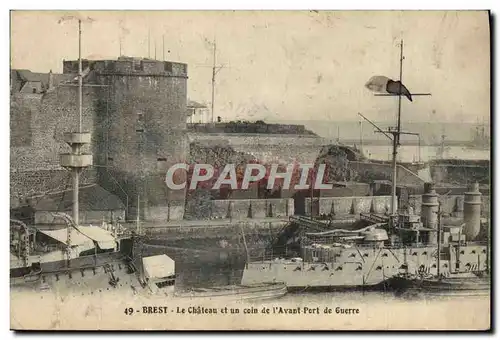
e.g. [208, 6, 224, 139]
[124, 307, 134, 315]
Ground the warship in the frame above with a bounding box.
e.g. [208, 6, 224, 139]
[466, 123, 490, 150]
[240, 182, 489, 291]
[241, 40, 490, 292]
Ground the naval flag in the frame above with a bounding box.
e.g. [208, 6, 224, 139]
[365, 75, 413, 102]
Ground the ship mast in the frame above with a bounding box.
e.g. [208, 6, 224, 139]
[370, 40, 432, 216]
[60, 17, 93, 264]
[437, 202, 441, 278]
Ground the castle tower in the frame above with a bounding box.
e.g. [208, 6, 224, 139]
[63, 57, 189, 221]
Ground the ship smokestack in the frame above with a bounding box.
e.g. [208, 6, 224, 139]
[421, 182, 439, 244]
[463, 182, 482, 241]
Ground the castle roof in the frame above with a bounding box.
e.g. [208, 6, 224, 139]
[11, 69, 74, 90]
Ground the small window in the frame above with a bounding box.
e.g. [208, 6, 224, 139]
[32, 88, 37, 93]
[106, 61, 115, 71]
[164, 62, 173, 72]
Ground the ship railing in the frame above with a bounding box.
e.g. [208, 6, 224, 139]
[246, 239, 489, 263]
[248, 254, 301, 263]
[38, 251, 127, 274]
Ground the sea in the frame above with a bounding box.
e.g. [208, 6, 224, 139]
[361, 145, 490, 163]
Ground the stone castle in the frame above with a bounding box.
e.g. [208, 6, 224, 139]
[11, 57, 189, 221]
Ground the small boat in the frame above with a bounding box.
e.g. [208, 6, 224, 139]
[175, 282, 287, 301]
[417, 273, 490, 296]
[391, 272, 490, 297]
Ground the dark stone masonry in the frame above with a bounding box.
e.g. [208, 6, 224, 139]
[11, 57, 189, 221]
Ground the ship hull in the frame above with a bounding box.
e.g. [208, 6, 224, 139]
[241, 244, 488, 290]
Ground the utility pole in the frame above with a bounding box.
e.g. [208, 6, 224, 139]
[210, 38, 227, 124]
[193, 37, 226, 123]
[211, 40, 216, 124]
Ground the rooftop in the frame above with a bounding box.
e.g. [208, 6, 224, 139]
[10, 69, 74, 92]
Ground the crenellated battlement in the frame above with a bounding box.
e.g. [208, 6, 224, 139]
[63, 57, 188, 78]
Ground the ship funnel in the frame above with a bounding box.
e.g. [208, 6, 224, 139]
[421, 182, 439, 244]
[463, 182, 482, 241]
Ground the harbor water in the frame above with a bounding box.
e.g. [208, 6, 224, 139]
[362, 145, 490, 162]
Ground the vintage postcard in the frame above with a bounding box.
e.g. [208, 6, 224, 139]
[9, 10, 491, 331]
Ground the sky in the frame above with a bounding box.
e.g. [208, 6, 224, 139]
[10, 10, 490, 123]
